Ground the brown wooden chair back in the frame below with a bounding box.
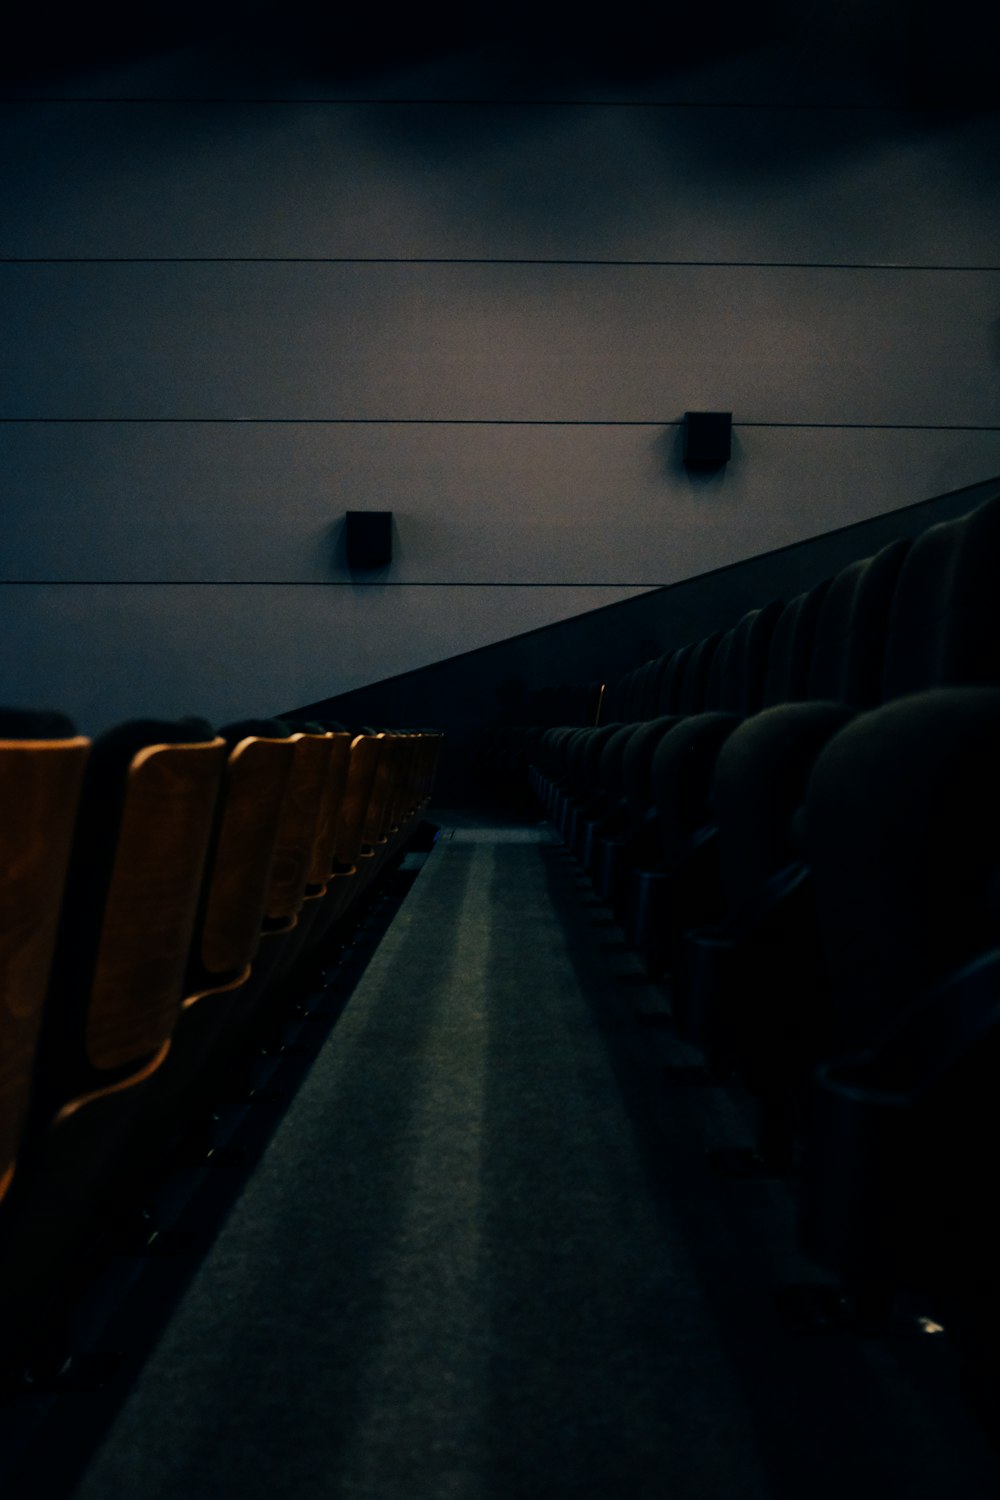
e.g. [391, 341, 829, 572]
[362, 733, 395, 848]
[191, 733, 298, 994]
[262, 733, 334, 925]
[334, 734, 384, 868]
[0, 734, 89, 1199]
[306, 731, 353, 890]
[79, 737, 228, 1091]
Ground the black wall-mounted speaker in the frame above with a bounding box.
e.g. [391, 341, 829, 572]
[683, 411, 732, 469]
[345, 510, 393, 570]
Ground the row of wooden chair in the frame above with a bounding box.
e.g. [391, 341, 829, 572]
[0, 710, 442, 1369]
[519, 486, 1000, 1433]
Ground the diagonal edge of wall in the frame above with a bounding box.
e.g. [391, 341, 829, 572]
[288, 473, 1000, 804]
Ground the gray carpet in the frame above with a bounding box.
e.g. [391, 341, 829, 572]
[68, 818, 1000, 1499]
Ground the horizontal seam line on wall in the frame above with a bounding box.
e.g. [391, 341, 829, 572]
[4, 258, 999, 271]
[3, 419, 999, 431]
[4, 97, 997, 110]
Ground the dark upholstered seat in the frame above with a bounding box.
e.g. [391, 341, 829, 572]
[683, 492, 1000, 1165]
[624, 594, 809, 974]
[678, 539, 918, 1072]
[805, 688, 1000, 1055]
[712, 540, 911, 921]
[799, 688, 1000, 1377]
[569, 723, 631, 866]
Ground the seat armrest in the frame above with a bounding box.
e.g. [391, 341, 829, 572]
[803, 948, 1000, 1285]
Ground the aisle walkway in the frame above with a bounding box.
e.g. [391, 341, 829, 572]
[69, 818, 1000, 1500]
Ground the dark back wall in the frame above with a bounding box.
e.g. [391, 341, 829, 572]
[289, 474, 999, 805]
[5, 27, 1000, 737]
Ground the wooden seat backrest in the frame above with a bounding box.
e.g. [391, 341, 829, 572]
[263, 733, 334, 924]
[334, 734, 383, 867]
[385, 733, 417, 833]
[306, 731, 353, 888]
[0, 735, 89, 1198]
[195, 733, 298, 984]
[362, 733, 395, 847]
[84, 737, 228, 1076]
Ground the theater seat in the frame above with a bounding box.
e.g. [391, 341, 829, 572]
[798, 688, 1000, 1378]
[186, 720, 299, 1002]
[0, 710, 89, 1208]
[604, 715, 682, 926]
[684, 490, 1000, 1168]
[31, 717, 227, 1129]
[657, 643, 694, 716]
[710, 539, 911, 926]
[0, 716, 227, 1368]
[271, 724, 354, 980]
[568, 723, 629, 866]
[279, 728, 386, 969]
[110, 719, 299, 1175]
[678, 536, 920, 1087]
[289, 725, 428, 978]
[202, 725, 343, 1069]
[622, 598, 789, 973]
[359, 731, 396, 863]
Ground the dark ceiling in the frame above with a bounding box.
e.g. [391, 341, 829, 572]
[3, 0, 998, 101]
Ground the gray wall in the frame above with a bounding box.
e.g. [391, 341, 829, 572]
[3, 13, 1000, 733]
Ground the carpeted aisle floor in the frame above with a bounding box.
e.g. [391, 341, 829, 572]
[67, 817, 1000, 1500]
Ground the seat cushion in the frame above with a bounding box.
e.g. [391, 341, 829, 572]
[649, 711, 742, 864]
[803, 686, 1000, 1050]
[712, 701, 857, 913]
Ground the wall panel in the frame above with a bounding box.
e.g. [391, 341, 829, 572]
[3, 262, 999, 426]
[3, 33, 1000, 730]
[0, 580, 647, 733]
[3, 423, 1000, 585]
